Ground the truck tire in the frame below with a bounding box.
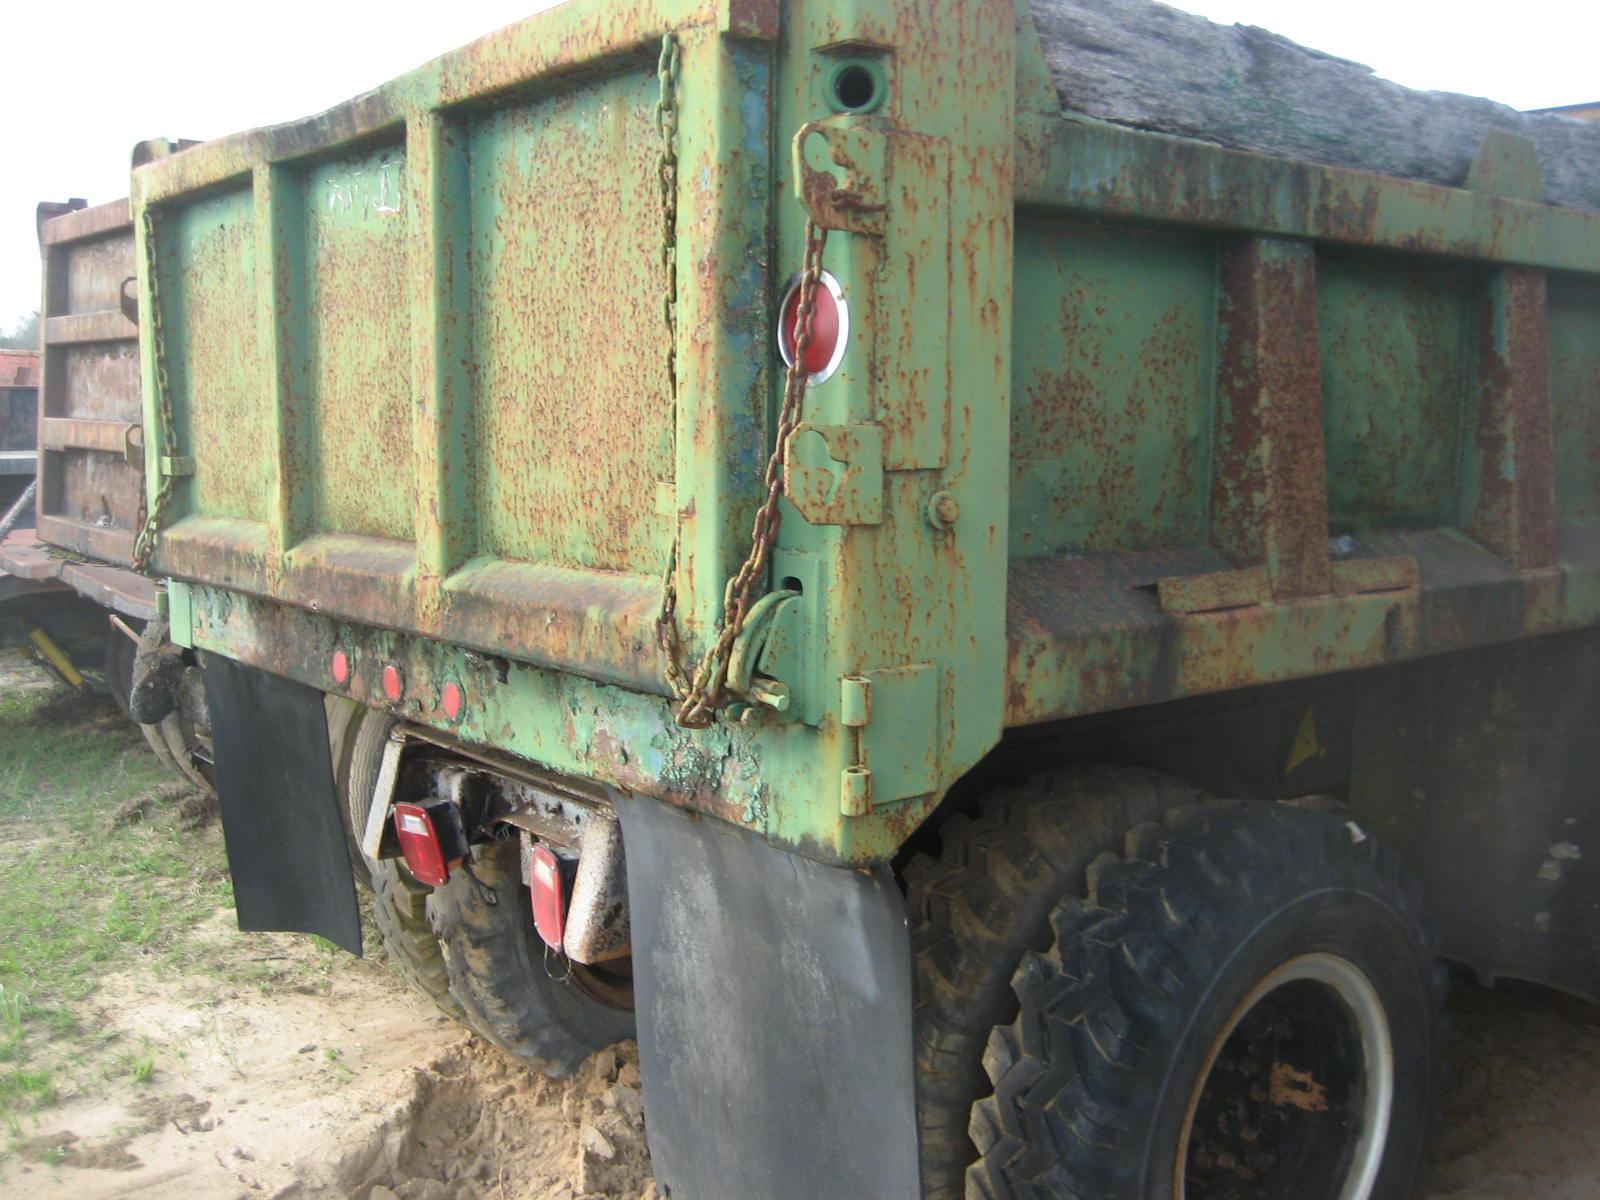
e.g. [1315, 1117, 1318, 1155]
[906, 766, 1202, 1199]
[106, 623, 211, 792]
[967, 802, 1446, 1200]
[427, 835, 636, 1077]
[326, 697, 371, 891]
[340, 708, 462, 1019]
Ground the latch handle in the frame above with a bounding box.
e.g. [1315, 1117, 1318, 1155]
[793, 121, 887, 236]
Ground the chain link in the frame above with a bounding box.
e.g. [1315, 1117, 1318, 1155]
[651, 33, 695, 702]
[132, 207, 179, 573]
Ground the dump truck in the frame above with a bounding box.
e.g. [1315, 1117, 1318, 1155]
[92, 0, 1600, 1195]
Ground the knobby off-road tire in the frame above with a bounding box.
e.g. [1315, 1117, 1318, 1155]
[906, 766, 1203, 1198]
[427, 836, 636, 1077]
[340, 708, 462, 1019]
[968, 802, 1447, 1200]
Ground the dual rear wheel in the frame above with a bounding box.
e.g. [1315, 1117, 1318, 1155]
[334, 707, 634, 1075]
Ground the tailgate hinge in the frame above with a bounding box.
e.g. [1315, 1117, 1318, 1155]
[838, 664, 939, 816]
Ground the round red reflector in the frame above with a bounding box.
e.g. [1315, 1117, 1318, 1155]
[331, 650, 350, 685]
[381, 664, 404, 702]
[442, 681, 464, 720]
[777, 270, 848, 382]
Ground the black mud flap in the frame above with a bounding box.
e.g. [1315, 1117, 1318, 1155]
[200, 652, 361, 954]
[616, 797, 920, 1200]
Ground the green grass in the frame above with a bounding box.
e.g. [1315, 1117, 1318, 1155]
[0, 684, 232, 1133]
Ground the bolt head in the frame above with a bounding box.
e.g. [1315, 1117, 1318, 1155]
[927, 490, 961, 530]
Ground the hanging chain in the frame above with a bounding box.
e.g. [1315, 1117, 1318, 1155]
[132, 207, 179, 573]
[650, 31, 831, 726]
[651, 32, 695, 702]
[672, 219, 828, 729]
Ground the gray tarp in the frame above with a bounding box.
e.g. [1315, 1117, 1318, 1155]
[1032, 0, 1600, 209]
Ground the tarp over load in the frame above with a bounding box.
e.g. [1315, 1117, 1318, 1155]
[1031, 0, 1600, 210]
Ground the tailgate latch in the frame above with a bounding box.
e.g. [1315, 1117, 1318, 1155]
[782, 422, 883, 526]
[793, 121, 887, 235]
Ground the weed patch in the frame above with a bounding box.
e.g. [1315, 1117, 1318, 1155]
[0, 680, 229, 1132]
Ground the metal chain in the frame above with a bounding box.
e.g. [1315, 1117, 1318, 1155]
[651, 32, 695, 702]
[673, 219, 829, 729]
[132, 207, 178, 573]
[647, 32, 831, 726]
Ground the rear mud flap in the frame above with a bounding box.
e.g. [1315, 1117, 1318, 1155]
[616, 797, 920, 1200]
[200, 653, 361, 954]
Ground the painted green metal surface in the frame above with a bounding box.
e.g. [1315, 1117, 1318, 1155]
[144, 0, 1600, 865]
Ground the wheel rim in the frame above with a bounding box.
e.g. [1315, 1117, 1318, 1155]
[1176, 953, 1394, 1200]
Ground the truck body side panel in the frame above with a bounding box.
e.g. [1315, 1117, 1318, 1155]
[144, 2, 1600, 869]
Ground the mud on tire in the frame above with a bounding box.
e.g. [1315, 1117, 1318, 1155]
[967, 802, 1446, 1200]
[427, 836, 635, 1077]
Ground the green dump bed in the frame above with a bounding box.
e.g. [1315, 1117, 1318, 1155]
[136, 0, 1600, 863]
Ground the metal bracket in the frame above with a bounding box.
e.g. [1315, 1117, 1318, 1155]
[1467, 129, 1543, 203]
[783, 422, 883, 525]
[124, 424, 145, 472]
[726, 589, 802, 714]
[161, 454, 195, 477]
[793, 121, 887, 235]
[359, 729, 407, 861]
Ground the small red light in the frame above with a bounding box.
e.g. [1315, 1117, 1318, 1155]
[393, 802, 451, 887]
[528, 844, 567, 952]
[441, 681, 464, 720]
[778, 272, 845, 379]
[382, 664, 404, 702]
[331, 650, 350, 685]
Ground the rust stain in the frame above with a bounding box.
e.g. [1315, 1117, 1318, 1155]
[1268, 1061, 1329, 1113]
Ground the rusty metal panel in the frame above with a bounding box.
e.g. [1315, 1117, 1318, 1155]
[466, 72, 672, 573]
[1009, 219, 1214, 557]
[160, 187, 268, 526]
[1318, 255, 1474, 533]
[305, 147, 414, 542]
[1548, 274, 1600, 521]
[35, 200, 142, 565]
[136, 1, 729, 697]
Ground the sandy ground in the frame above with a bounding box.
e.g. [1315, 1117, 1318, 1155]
[0, 922, 654, 1200]
[5, 955, 1600, 1198]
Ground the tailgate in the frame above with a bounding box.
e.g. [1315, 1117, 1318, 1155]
[36, 200, 143, 565]
[133, 0, 768, 692]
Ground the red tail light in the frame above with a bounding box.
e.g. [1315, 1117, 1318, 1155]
[528, 843, 567, 952]
[777, 270, 848, 383]
[393, 801, 465, 887]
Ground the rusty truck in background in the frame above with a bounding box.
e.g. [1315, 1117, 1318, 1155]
[45, 0, 1600, 1195]
[0, 184, 212, 789]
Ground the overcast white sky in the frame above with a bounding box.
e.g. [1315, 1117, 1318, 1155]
[2, 0, 1596, 329]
